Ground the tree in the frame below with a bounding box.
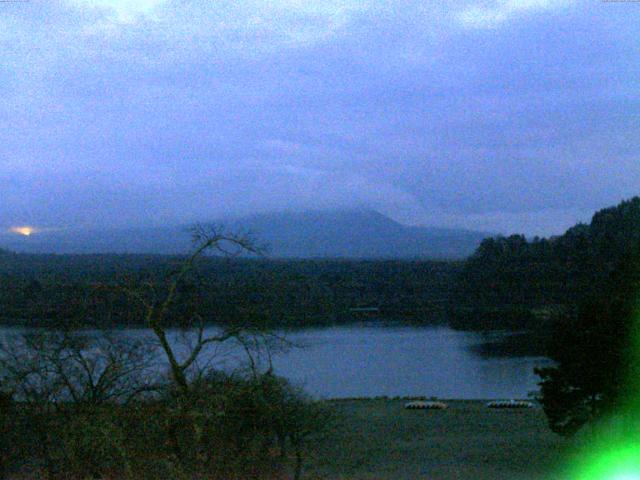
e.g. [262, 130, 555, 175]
[0, 225, 327, 479]
[122, 224, 267, 394]
[0, 329, 158, 408]
[0, 328, 159, 478]
[119, 225, 310, 475]
[535, 244, 640, 436]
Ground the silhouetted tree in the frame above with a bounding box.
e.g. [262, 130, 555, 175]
[535, 243, 640, 436]
[121, 224, 264, 393]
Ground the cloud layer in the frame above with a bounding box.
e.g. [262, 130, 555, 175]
[1, 0, 639, 236]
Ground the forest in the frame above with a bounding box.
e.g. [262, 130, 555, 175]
[1, 197, 639, 336]
[0, 252, 460, 328]
[450, 197, 640, 330]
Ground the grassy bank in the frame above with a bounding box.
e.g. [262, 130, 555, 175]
[305, 399, 567, 480]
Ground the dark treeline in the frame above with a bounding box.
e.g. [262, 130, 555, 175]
[535, 241, 640, 436]
[450, 196, 640, 333]
[0, 252, 460, 328]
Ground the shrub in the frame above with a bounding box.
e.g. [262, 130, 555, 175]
[161, 370, 330, 480]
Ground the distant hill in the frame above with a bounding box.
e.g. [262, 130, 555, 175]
[0, 209, 487, 259]
[228, 210, 486, 259]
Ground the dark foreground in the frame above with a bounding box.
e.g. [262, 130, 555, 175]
[306, 399, 566, 480]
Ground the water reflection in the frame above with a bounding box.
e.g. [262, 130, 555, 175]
[269, 326, 549, 399]
[0, 325, 549, 399]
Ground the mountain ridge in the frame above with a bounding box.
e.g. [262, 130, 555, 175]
[1, 209, 488, 259]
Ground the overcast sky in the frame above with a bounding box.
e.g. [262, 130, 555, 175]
[1, 0, 639, 236]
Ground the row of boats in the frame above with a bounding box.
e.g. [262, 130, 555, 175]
[404, 399, 534, 410]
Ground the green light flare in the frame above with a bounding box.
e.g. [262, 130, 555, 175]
[570, 442, 640, 480]
[563, 304, 640, 479]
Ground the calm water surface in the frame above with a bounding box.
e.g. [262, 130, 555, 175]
[0, 325, 549, 400]
[268, 326, 548, 399]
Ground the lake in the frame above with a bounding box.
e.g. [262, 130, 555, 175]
[267, 326, 548, 399]
[0, 325, 549, 400]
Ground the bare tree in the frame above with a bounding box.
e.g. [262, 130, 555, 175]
[123, 224, 276, 394]
[0, 225, 324, 480]
[0, 329, 158, 408]
[0, 328, 159, 479]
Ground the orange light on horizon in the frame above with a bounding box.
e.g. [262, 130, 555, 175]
[9, 226, 37, 236]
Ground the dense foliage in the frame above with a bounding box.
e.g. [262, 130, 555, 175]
[535, 243, 640, 436]
[450, 197, 640, 331]
[0, 255, 459, 327]
[0, 363, 328, 479]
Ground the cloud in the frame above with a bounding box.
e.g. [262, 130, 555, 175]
[67, 0, 168, 24]
[1, 0, 638, 236]
[457, 0, 570, 29]
[62, 0, 365, 53]
[410, 208, 595, 237]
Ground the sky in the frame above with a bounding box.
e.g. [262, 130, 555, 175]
[1, 0, 639, 237]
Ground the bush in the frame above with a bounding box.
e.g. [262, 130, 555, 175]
[0, 370, 328, 479]
[160, 371, 330, 480]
